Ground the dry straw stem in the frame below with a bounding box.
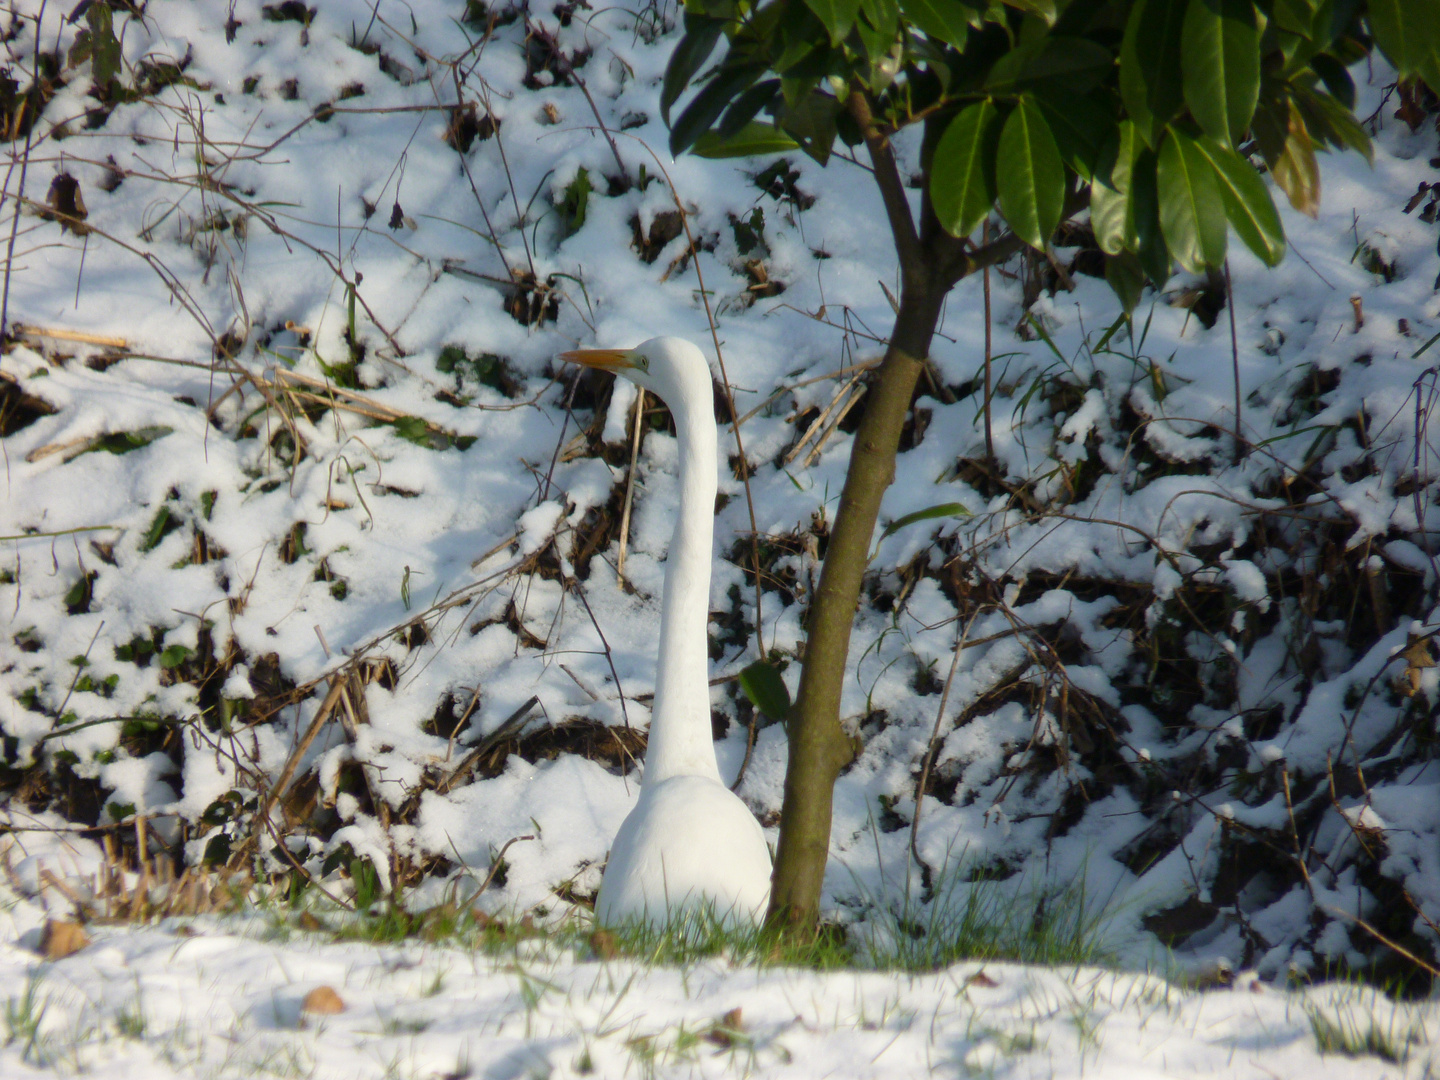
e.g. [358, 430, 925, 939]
[11, 324, 128, 348]
[259, 676, 348, 825]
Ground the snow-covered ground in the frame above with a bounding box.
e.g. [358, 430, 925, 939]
[4, 0, 1440, 1071]
[1, 871, 1437, 1079]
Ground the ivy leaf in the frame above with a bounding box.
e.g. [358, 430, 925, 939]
[1189, 135, 1286, 266]
[693, 122, 801, 158]
[738, 660, 791, 723]
[1157, 128, 1228, 272]
[995, 96, 1064, 250]
[899, 0, 972, 49]
[1120, 0, 1188, 147]
[803, 0, 862, 45]
[931, 98, 1001, 239]
[1181, 0, 1260, 146]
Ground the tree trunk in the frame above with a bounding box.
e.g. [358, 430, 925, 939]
[766, 280, 949, 927]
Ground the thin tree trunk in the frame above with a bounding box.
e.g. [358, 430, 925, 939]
[767, 283, 948, 926]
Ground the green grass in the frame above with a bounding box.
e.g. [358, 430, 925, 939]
[1306, 995, 1424, 1064]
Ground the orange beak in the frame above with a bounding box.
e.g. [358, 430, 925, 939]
[559, 347, 636, 373]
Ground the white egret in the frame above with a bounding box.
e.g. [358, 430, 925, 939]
[561, 338, 772, 927]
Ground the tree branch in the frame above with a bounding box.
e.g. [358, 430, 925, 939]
[846, 88, 923, 278]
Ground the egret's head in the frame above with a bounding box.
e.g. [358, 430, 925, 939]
[560, 336, 712, 412]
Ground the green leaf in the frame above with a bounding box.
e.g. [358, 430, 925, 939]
[692, 121, 801, 158]
[738, 659, 791, 723]
[85, 3, 122, 91]
[718, 79, 782, 138]
[1120, 0, 1188, 147]
[1369, 0, 1440, 88]
[1104, 251, 1146, 313]
[996, 96, 1064, 250]
[779, 90, 841, 165]
[1308, 53, 1355, 110]
[899, 0, 972, 49]
[1157, 128, 1227, 272]
[1033, 89, 1115, 181]
[803, 0, 862, 44]
[986, 36, 1113, 95]
[1090, 121, 1140, 255]
[661, 14, 726, 124]
[1002, 0, 1057, 22]
[879, 502, 972, 542]
[1189, 135, 1286, 266]
[159, 644, 195, 670]
[1131, 146, 1173, 285]
[1181, 0, 1260, 145]
[1291, 82, 1372, 163]
[858, 0, 900, 59]
[931, 98, 1001, 239]
[670, 64, 769, 157]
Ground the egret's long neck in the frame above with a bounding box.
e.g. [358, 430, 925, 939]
[644, 391, 721, 785]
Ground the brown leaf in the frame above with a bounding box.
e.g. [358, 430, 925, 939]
[588, 928, 617, 959]
[40, 919, 90, 959]
[44, 172, 89, 235]
[300, 985, 345, 1015]
[966, 970, 999, 988]
[1269, 102, 1321, 218]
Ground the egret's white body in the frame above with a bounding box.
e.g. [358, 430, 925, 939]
[562, 338, 772, 927]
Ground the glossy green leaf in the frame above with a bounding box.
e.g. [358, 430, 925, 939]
[1121, 0, 1188, 147]
[985, 35, 1113, 94]
[1308, 53, 1355, 110]
[1104, 251, 1146, 313]
[1034, 89, 1115, 181]
[1157, 128, 1228, 272]
[1189, 135, 1285, 266]
[858, 0, 900, 59]
[661, 15, 726, 124]
[1131, 147, 1173, 284]
[692, 122, 801, 158]
[738, 659, 791, 723]
[670, 64, 768, 156]
[996, 96, 1065, 250]
[1090, 122, 1140, 256]
[780, 90, 841, 164]
[803, 0, 862, 45]
[718, 79, 782, 138]
[1272, 0, 1322, 37]
[1292, 83, 1373, 163]
[899, 0, 971, 49]
[931, 98, 1001, 239]
[1002, 0, 1057, 23]
[879, 502, 972, 542]
[1369, 0, 1440, 87]
[1181, 0, 1260, 145]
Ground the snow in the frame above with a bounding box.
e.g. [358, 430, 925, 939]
[2, 881, 1438, 1079]
[2, 0, 1440, 1069]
